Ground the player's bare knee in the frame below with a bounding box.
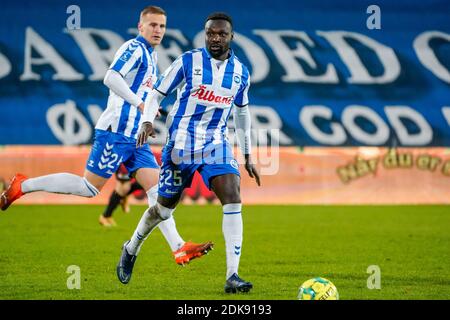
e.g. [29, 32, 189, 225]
[155, 202, 174, 220]
[83, 173, 105, 192]
[222, 185, 241, 204]
[81, 177, 100, 198]
[158, 194, 179, 209]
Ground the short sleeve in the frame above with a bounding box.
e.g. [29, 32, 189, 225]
[154, 55, 185, 95]
[234, 71, 250, 107]
[110, 42, 143, 77]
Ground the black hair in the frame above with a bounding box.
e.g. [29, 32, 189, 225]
[205, 12, 233, 29]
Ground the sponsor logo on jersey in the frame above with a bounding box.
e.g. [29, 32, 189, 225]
[119, 51, 132, 62]
[191, 85, 234, 105]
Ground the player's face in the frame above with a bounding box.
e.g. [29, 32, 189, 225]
[205, 19, 233, 60]
[138, 13, 166, 47]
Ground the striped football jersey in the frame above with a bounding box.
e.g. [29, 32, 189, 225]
[155, 47, 250, 152]
[96, 35, 158, 139]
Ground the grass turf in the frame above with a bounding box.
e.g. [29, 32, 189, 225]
[0, 204, 449, 300]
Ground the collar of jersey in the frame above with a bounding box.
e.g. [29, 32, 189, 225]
[135, 35, 154, 52]
[202, 47, 235, 62]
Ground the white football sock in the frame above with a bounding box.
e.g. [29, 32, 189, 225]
[146, 185, 184, 252]
[126, 203, 175, 255]
[222, 203, 243, 279]
[21, 173, 99, 197]
[158, 216, 184, 251]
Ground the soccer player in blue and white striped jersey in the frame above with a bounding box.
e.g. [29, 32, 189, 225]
[1, 6, 212, 265]
[118, 12, 261, 293]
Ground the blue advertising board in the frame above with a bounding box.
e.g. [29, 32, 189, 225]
[0, 0, 449, 146]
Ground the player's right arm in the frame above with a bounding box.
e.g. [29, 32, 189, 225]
[234, 71, 261, 186]
[137, 56, 186, 147]
[103, 43, 145, 110]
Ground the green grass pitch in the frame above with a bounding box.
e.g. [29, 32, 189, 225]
[0, 204, 449, 300]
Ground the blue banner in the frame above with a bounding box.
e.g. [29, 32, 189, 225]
[0, 0, 449, 146]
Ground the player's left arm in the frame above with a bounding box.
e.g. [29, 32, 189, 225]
[234, 75, 261, 186]
[106, 44, 145, 110]
[137, 55, 186, 147]
[136, 89, 165, 147]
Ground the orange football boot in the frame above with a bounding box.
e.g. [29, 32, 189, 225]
[0, 173, 28, 211]
[173, 241, 214, 266]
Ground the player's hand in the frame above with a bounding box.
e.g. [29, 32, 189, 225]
[136, 121, 156, 147]
[156, 106, 162, 119]
[244, 154, 261, 186]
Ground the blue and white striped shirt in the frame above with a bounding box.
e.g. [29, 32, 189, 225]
[155, 47, 250, 151]
[96, 35, 158, 139]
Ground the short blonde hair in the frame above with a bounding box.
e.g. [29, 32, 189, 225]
[140, 6, 166, 20]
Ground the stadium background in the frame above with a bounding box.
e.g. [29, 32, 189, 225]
[1, 0, 449, 205]
[0, 0, 449, 301]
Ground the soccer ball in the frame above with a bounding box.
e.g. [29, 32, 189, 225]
[297, 277, 339, 300]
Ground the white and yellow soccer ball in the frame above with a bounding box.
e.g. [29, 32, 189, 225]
[298, 277, 339, 300]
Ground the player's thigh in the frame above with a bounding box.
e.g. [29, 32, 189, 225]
[85, 129, 129, 190]
[135, 167, 159, 191]
[83, 169, 109, 191]
[210, 173, 241, 205]
[124, 144, 159, 191]
[157, 159, 197, 209]
[200, 161, 241, 204]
